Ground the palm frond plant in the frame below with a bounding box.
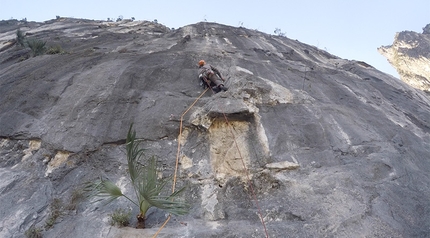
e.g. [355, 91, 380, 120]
[86, 124, 189, 228]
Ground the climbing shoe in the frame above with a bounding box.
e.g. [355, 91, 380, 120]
[212, 86, 221, 93]
[219, 85, 228, 91]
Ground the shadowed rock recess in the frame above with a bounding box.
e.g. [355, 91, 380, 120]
[1, 18, 430, 237]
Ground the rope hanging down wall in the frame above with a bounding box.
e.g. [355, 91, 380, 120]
[153, 83, 269, 238]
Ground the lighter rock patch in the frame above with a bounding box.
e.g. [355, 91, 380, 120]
[22, 140, 41, 161]
[330, 115, 351, 145]
[236, 66, 254, 75]
[258, 76, 293, 104]
[223, 38, 233, 45]
[45, 151, 70, 177]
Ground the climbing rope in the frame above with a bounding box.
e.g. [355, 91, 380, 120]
[153, 78, 269, 238]
[152, 87, 209, 238]
[173, 87, 210, 192]
[221, 113, 269, 238]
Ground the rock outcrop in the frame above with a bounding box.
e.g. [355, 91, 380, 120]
[379, 23, 430, 92]
[1, 18, 430, 237]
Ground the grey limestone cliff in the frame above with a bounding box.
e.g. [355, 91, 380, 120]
[379, 23, 430, 92]
[1, 18, 430, 237]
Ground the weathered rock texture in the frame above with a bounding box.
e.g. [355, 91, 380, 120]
[1, 18, 430, 237]
[379, 23, 430, 92]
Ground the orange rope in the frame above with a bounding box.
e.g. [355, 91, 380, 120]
[205, 79, 269, 237]
[152, 215, 170, 237]
[154, 79, 269, 238]
[172, 87, 210, 192]
[153, 88, 209, 238]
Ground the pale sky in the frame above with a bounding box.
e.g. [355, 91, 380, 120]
[2, 0, 430, 77]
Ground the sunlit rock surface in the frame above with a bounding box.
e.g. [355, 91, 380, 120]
[1, 18, 430, 237]
[379, 23, 430, 92]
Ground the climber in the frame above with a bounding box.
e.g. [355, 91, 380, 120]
[198, 60, 228, 93]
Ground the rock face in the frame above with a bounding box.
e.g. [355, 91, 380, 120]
[1, 18, 430, 237]
[379, 23, 430, 92]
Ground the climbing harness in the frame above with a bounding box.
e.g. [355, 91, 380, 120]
[153, 78, 269, 238]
